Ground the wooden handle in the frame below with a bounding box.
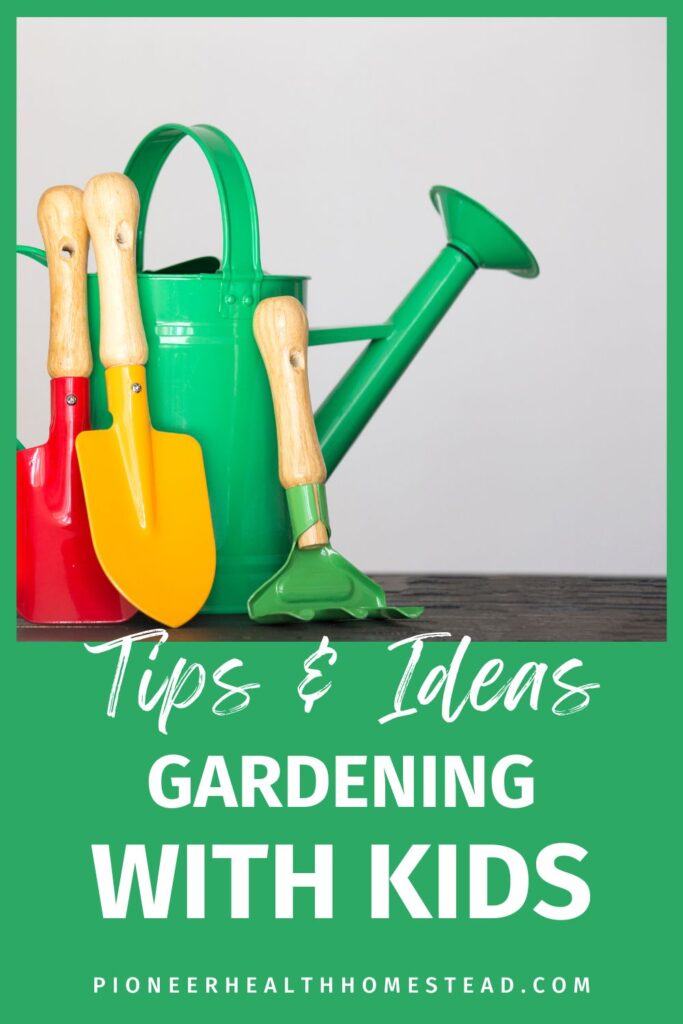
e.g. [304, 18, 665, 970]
[37, 186, 92, 378]
[82, 173, 148, 369]
[253, 296, 329, 547]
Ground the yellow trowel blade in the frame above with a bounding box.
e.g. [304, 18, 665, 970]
[76, 365, 215, 627]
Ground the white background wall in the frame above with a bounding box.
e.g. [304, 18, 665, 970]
[17, 17, 666, 575]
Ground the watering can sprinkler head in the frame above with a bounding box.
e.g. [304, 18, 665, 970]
[430, 186, 539, 278]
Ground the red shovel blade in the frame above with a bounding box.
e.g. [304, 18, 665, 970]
[17, 377, 136, 624]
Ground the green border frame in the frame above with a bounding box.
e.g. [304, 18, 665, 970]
[4, 15, 678, 1021]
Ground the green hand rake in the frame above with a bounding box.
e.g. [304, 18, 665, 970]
[248, 297, 423, 624]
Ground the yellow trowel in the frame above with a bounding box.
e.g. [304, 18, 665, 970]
[76, 173, 215, 627]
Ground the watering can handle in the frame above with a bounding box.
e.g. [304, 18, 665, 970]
[16, 245, 48, 452]
[16, 244, 47, 266]
[124, 122, 262, 281]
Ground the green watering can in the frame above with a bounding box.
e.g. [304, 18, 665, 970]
[18, 122, 538, 615]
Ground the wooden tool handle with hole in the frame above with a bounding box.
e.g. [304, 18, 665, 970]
[82, 173, 148, 369]
[37, 186, 92, 379]
[253, 296, 329, 547]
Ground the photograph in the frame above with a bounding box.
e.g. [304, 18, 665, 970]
[16, 17, 665, 641]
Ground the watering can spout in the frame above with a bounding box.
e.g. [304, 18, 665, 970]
[314, 186, 539, 474]
[430, 186, 539, 277]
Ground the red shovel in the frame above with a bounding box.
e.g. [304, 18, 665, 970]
[16, 185, 135, 624]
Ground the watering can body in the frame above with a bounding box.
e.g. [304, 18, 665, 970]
[88, 268, 307, 612]
[18, 122, 538, 616]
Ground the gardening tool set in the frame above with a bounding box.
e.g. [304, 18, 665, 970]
[17, 122, 539, 628]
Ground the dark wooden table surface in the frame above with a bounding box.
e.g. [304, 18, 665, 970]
[17, 574, 666, 642]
